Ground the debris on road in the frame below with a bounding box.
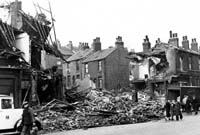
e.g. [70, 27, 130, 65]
[36, 89, 164, 134]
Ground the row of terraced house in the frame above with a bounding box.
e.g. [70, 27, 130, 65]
[63, 31, 200, 103]
[64, 36, 129, 91]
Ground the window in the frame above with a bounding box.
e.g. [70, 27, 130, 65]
[198, 59, 200, 70]
[67, 75, 71, 87]
[98, 77, 103, 88]
[67, 63, 69, 69]
[66, 63, 70, 74]
[76, 61, 79, 71]
[189, 56, 192, 70]
[85, 63, 88, 73]
[2, 99, 12, 109]
[98, 61, 102, 71]
[179, 56, 183, 71]
[76, 74, 80, 79]
[72, 75, 75, 84]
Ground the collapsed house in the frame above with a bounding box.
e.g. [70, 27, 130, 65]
[0, 1, 65, 106]
[128, 31, 200, 103]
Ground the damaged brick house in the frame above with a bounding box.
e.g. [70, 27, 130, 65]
[128, 31, 200, 102]
[0, 1, 65, 106]
[82, 36, 129, 90]
[66, 42, 93, 88]
[66, 36, 129, 91]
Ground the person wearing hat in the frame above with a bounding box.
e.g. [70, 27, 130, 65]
[21, 101, 34, 135]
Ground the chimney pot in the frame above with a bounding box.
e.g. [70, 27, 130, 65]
[92, 37, 101, 51]
[170, 31, 173, 38]
[172, 33, 175, 38]
[115, 36, 124, 48]
[191, 38, 198, 51]
[143, 35, 151, 53]
[145, 35, 149, 41]
[168, 32, 179, 47]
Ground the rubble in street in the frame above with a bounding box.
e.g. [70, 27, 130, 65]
[35, 89, 164, 134]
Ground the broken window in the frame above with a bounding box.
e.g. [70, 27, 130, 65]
[179, 56, 183, 71]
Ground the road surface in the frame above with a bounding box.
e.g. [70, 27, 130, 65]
[42, 113, 200, 135]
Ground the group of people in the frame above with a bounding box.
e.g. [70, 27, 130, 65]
[164, 95, 199, 121]
[164, 99, 183, 121]
[182, 95, 199, 115]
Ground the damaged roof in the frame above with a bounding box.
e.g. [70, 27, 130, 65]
[59, 46, 74, 56]
[67, 49, 93, 62]
[83, 47, 116, 63]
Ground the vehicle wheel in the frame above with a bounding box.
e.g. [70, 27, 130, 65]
[14, 119, 22, 132]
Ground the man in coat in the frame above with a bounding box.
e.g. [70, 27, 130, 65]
[174, 99, 183, 121]
[164, 100, 171, 121]
[20, 101, 34, 135]
[192, 96, 198, 115]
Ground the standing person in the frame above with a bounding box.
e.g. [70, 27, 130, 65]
[192, 96, 198, 115]
[164, 100, 171, 121]
[21, 101, 34, 135]
[182, 95, 188, 112]
[174, 99, 183, 121]
[170, 100, 175, 120]
[186, 96, 192, 114]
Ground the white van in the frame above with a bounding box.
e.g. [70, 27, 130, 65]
[0, 95, 23, 134]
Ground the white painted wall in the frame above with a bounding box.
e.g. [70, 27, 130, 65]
[15, 33, 30, 63]
[139, 59, 149, 79]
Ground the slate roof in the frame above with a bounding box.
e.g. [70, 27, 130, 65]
[83, 47, 116, 63]
[67, 49, 93, 62]
[59, 46, 74, 56]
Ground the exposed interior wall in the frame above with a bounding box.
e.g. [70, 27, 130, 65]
[15, 33, 30, 63]
[139, 59, 149, 79]
[166, 48, 176, 75]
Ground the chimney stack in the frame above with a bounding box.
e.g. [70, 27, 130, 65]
[182, 36, 189, 49]
[191, 38, 198, 51]
[115, 36, 124, 48]
[67, 41, 73, 50]
[169, 31, 173, 38]
[168, 31, 179, 47]
[79, 42, 84, 50]
[142, 35, 151, 53]
[83, 42, 89, 50]
[92, 37, 101, 51]
[10, 1, 22, 29]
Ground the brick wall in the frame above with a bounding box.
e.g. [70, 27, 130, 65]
[176, 49, 200, 86]
[105, 48, 129, 90]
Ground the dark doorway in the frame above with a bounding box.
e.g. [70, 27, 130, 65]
[168, 89, 180, 100]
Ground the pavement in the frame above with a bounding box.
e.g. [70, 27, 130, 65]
[41, 113, 200, 135]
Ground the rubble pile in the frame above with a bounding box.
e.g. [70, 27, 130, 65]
[37, 90, 164, 134]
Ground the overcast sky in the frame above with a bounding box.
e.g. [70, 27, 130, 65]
[2, 0, 200, 51]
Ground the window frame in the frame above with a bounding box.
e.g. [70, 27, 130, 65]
[85, 63, 88, 74]
[98, 61, 102, 72]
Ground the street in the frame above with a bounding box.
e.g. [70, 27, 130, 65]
[42, 113, 200, 135]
